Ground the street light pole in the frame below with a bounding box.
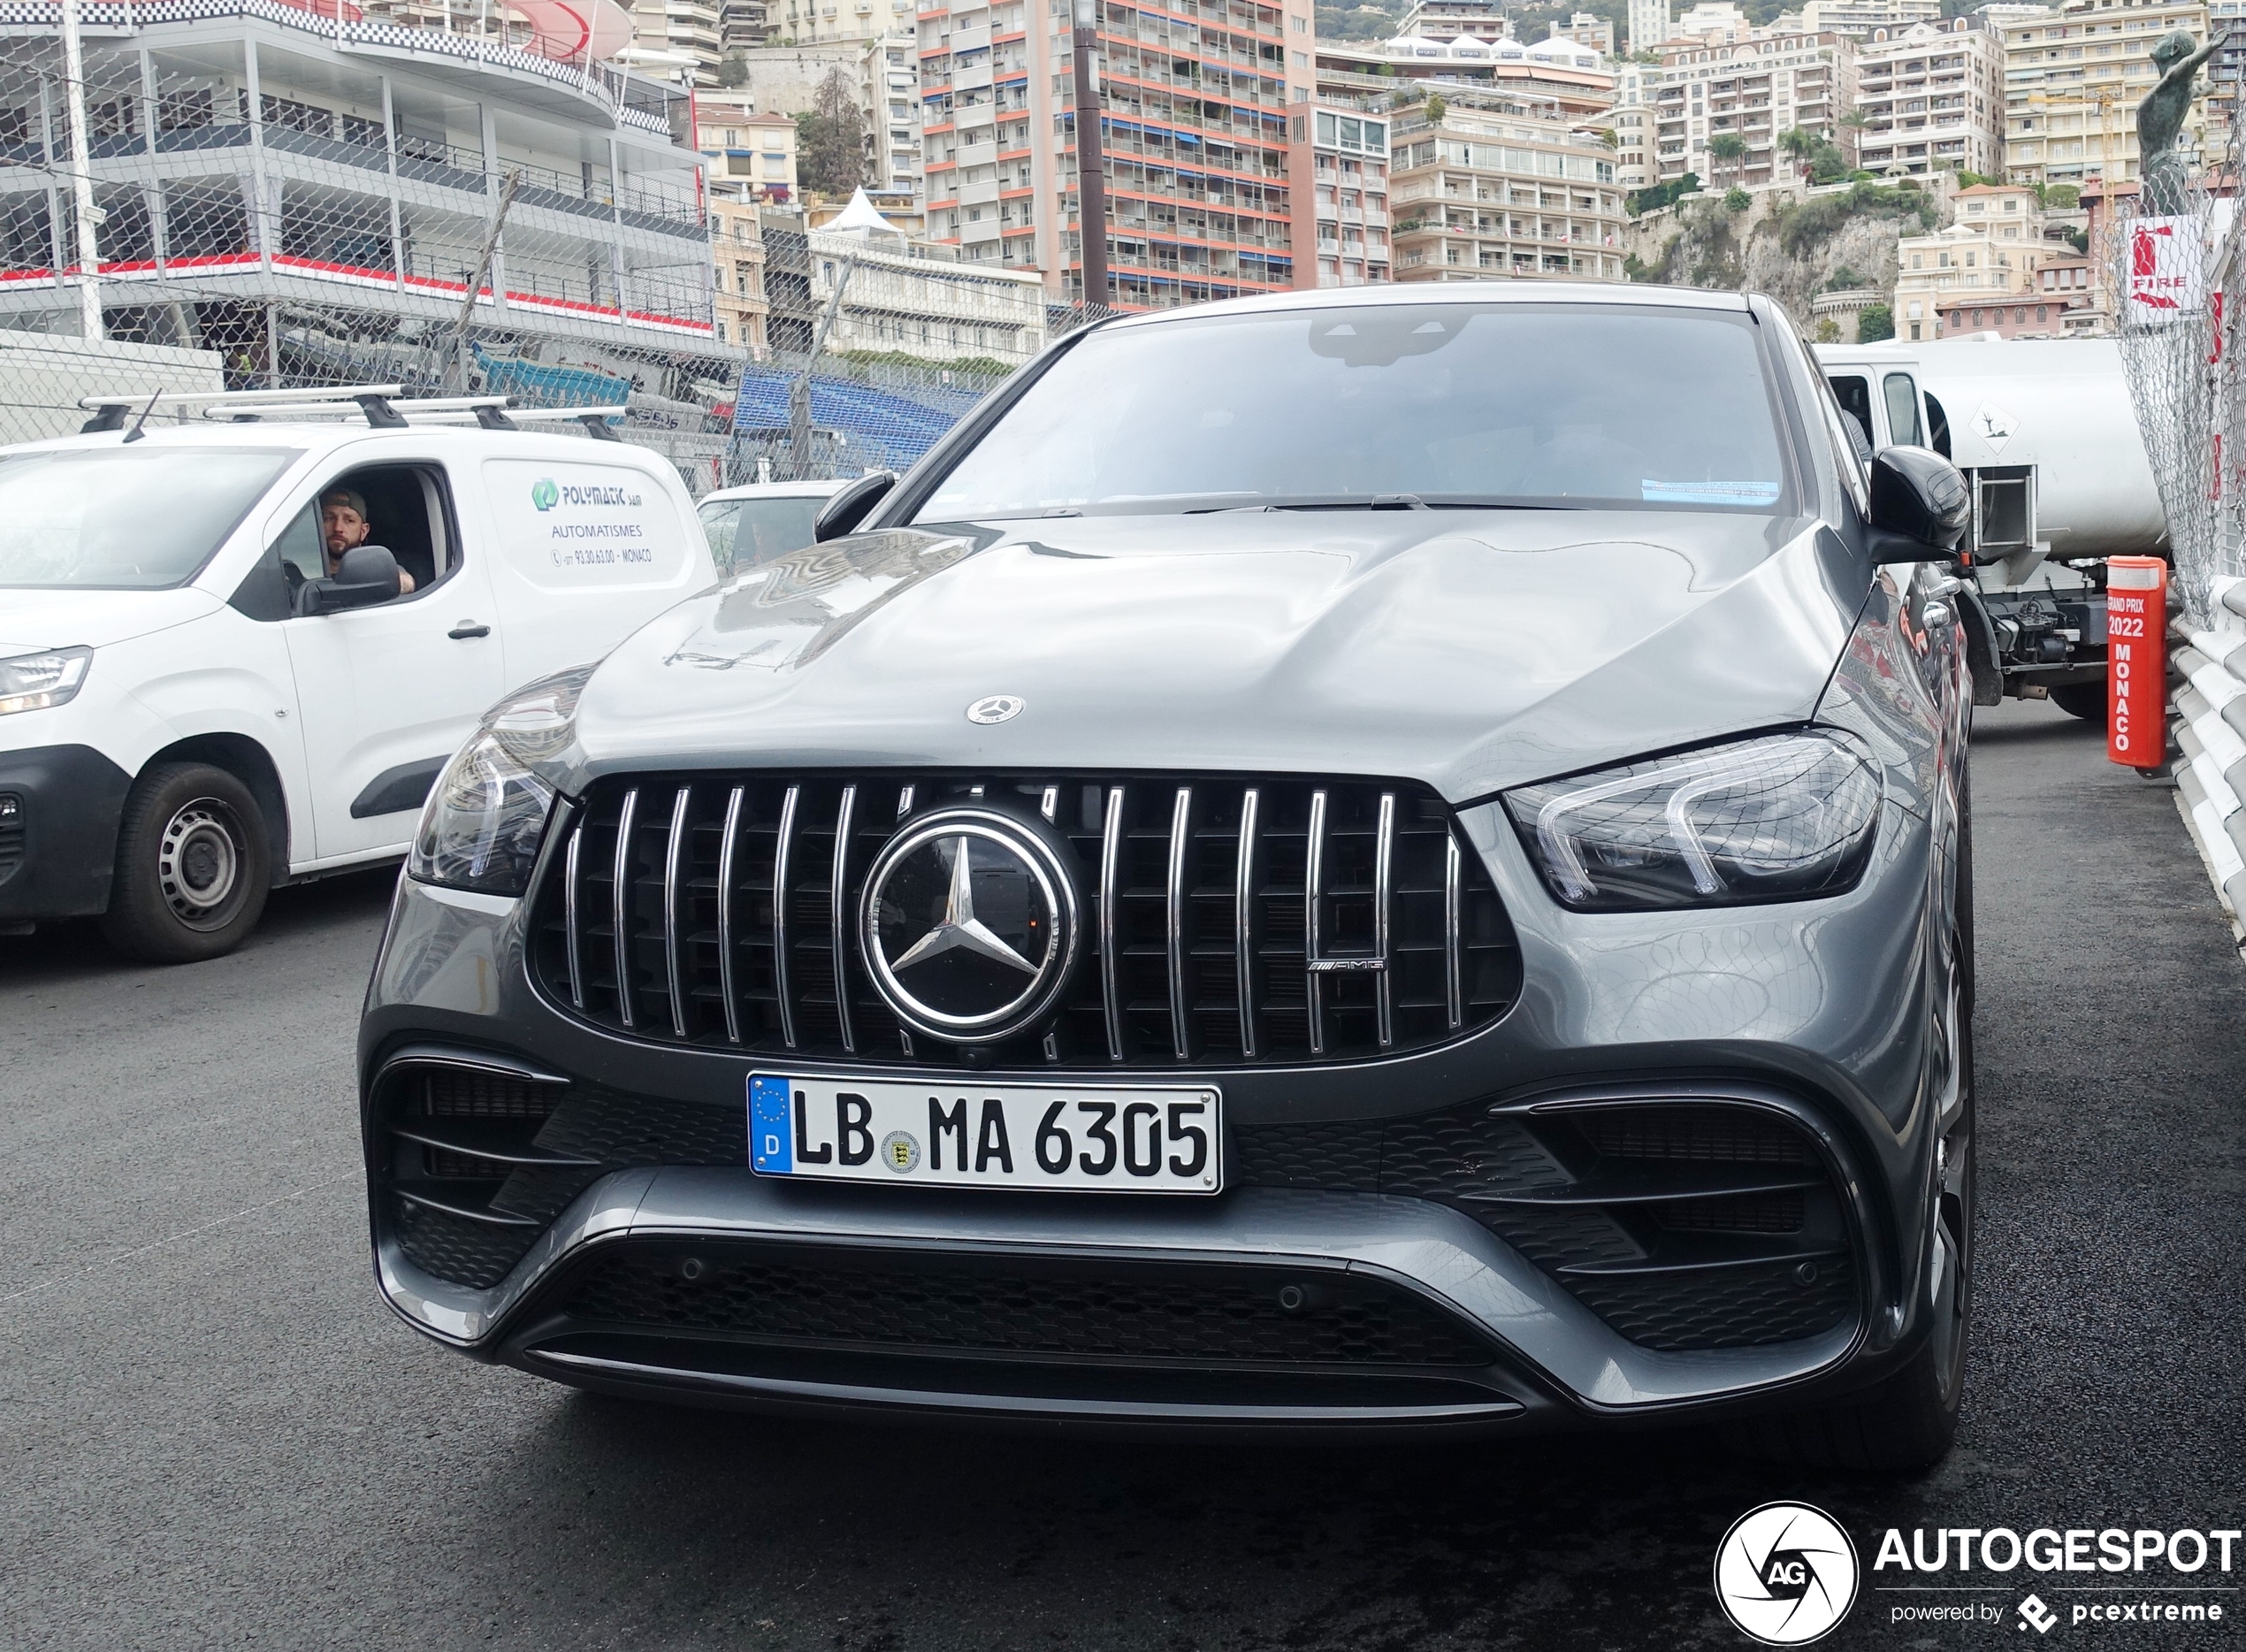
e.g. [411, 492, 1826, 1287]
[58, 0, 101, 340]
[1070, 0, 1109, 311]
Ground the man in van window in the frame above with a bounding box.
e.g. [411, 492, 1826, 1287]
[321, 487, 416, 593]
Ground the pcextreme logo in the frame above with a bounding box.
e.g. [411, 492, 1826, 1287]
[1715, 1502, 1860, 1646]
[531, 477, 560, 511]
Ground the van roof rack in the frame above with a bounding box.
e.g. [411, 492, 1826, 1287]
[80, 385, 628, 440]
[80, 384, 408, 432]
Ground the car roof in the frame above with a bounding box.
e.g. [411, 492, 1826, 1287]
[699, 478, 852, 503]
[1095, 279, 1756, 335]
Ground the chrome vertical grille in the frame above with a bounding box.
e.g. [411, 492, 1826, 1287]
[530, 771, 1523, 1070]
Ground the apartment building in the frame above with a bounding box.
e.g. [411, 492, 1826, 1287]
[1653, 27, 1857, 187]
[1387, 88, 1626, 281]
[917, 0, 1313, 309]
[631, 0, 727, 81]
[1629, 0, 1673, 55]
[1935, 253, 2094, 335]
[1314, 34, 1616, 123]
[1549, 12, 1616, 53]
[1892, 186, 2054, 339]
[1610, 101, 1656, 188]
[1292, 105, 1394, 287]
[1397, 0, 1515, 45]
[1853, 16, 2004, 177]
[771, 0, 919, 46]
[1799, 0, 1942, 34]
[2002, 0, 2214, 188]
[698, 96, 803, 203]
[709, 197, 772, 348]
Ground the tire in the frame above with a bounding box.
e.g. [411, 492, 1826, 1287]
[100, 761, 272, 963]
[2049, 682, 2105, 721]
[1730, 776, 1976, 1476]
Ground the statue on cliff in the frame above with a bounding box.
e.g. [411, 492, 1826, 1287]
[2138, 27, 2229, 215]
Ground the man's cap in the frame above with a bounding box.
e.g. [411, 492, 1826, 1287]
[321, 487, 370, 519]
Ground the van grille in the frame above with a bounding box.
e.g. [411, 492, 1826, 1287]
[527, 772, 1521, 1068]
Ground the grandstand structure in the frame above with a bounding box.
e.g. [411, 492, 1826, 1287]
[0, 0, 725, 404]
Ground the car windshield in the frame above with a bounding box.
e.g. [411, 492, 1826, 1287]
[0, 447, 298, 589]
[913, 302, 1794, 522]
[699, 492, 829, 575]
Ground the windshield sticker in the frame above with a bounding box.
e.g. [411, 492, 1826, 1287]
[1640, 479, 1784, 506]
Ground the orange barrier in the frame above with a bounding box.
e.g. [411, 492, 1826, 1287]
[2108, 556, 2168, 772]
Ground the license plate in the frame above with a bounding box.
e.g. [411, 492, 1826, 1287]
[748, 1075, 1221, 1194]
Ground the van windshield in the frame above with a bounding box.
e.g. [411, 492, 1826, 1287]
[912, 302, 1793, 522]
[0, 447, 298, 589]
[699, 493, 827, 575]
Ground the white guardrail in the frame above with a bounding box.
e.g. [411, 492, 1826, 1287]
[2168, 574, 2246, 943]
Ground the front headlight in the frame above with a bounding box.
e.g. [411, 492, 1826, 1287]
[409, 665, 597, 896]
[1502, 729, 1883, 912]
[0, 646, 91, 715]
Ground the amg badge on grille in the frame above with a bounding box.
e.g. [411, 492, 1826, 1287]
[859, 807, 1081, 1043]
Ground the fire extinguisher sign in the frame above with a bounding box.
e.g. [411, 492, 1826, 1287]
[2107, 557, 2168, 771]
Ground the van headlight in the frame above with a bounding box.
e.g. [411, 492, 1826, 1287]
[0, 645, 92, 715]
[409, 665, 596, 896]
[1502, 729, 1883, 911]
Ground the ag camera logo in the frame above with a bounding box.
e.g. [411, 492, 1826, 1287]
[1715, 1502, 1860, 1646]
[531, 477, 560, 512]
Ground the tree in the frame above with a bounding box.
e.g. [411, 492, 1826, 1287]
[793, 69, 866, 199]
[1708, 132, 1747, 189]
[1724, 186, 1752, 211]
[1779, 126, 1819, 178]
[1857, 302, 1895, 342]
[1425, 93, 1448, 124]
[715, 50, 750, 88]
[1814, 317, 1842, 342]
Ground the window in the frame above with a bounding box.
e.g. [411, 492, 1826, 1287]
[913, 304, 1795, 522]
[0, 447, 295, 591]
[1883, 371, 1924, 446]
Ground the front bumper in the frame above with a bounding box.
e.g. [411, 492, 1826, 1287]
[0, 743, 132, 922]
[360, 772, 1953, 1432]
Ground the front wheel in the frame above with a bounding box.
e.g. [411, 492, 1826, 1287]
[100, 761, 272, 963]
[2049, 682, 2105, 721]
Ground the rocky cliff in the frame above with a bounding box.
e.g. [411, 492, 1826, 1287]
[1623, 182, 1944, 326]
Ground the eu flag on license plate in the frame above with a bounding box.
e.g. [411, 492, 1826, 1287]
[749, 1075, 791, 1173]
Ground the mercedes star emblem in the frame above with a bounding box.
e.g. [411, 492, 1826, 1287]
[860, 807, 1080, 1042]
[966, 694, 1025, 724]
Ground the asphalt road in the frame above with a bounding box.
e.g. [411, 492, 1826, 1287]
[4, 699, 2242, 1652]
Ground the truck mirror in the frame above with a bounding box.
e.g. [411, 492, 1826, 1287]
[300, 544, 403, 615]
[1868, 446, 1971, 562]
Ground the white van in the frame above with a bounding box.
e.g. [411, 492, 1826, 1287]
[0, 387, 719, 961]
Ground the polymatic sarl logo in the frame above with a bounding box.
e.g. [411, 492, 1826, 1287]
[1714, 1503, 1860, 1646]
[531, 477, 560, 512]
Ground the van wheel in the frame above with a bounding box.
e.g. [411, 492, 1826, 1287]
[2049, 683, 2105, 721]
[101, 762, 272, 963]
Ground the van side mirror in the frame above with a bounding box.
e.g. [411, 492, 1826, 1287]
[299, 544, 402, 615]
[1868, 446, 1971, 563]
[814, 470, 897, 542]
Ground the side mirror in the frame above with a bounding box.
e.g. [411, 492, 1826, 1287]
[1868, 446, 1971, 563]
[814, 470, 898, 542]
[299, 544, 402, 615]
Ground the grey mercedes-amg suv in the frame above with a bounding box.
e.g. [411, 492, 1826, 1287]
[361, 284, 1979, 1471]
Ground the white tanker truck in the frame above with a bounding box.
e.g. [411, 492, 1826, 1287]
[1816, 336, 2166, 717]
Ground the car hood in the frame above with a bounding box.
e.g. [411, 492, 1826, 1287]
[0, 586, 223, 656]
[570, 509, 1865, 801]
